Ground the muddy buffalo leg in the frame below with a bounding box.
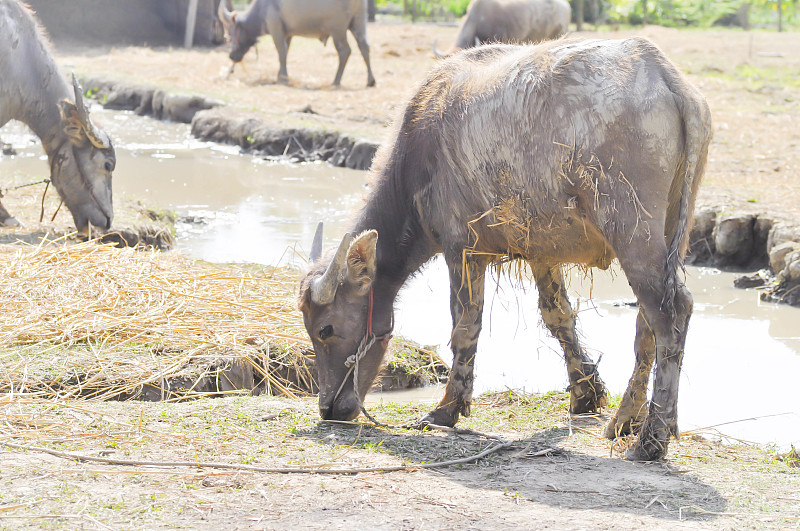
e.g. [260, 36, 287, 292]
[419, 252, 489, 427]
[615, 245, 693, 461]
[531, 264, 608, 413]
[603, 309, 655, 439]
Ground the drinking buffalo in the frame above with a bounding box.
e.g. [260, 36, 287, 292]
[218, 0, 376, 87]
[434, 0, 571, 57]
[299, 37, 712, 461]
[0, 0, 115, 234]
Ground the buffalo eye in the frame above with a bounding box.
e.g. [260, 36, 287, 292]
[104, 160, 115, 172]
[318, 325, 334, 341]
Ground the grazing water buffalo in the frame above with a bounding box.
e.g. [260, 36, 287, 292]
[434, 0, 570, 57]
[299, 37, 712, 461]
[218, 0, 375, 87]
[0, 0, 115, 234]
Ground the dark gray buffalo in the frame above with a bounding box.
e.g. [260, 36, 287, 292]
[435, 0, 571, 57]
[0, 0, 115, 234]
[299, 37, 712, 461]
[218, 0, 375, 87]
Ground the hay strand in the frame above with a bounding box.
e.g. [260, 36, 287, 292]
[0, 238, 314, 400]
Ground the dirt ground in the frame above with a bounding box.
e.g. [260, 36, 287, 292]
[1, 21, 800, 530]
[2, 393, 799, 530]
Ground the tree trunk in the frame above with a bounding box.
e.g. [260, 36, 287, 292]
[738, 3, 751, 31]
[641, 0, 647, 26]
[576, 0, 584, 31]
[184, 0, 199, 48]
[777, 0, 783, 32]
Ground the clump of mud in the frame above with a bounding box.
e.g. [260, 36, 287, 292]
[100, 224, 174, 251]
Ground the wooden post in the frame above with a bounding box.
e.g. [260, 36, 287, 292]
[184, 0, 199, 48]
[576, 0, 584, 31]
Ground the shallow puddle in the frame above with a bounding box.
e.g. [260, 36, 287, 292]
[3, 109, 799, 449]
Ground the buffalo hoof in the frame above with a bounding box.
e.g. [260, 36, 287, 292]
[569, 373, 608, 414]
[367, 77, 376, 88]
[412, 400, 470, 429]
[277, 75, 289, 86]
[0, 216, 21, 228]
[623, 417, 673, 461]
[624, 436, 668, 461]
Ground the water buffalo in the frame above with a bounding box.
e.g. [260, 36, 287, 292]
[0, 0, 115, 234]
[434, 0, 571, 57]
[218, 0, 375, 87]
[299, 37, 712, 461]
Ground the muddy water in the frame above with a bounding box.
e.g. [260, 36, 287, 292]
[3, 109, 799, 449]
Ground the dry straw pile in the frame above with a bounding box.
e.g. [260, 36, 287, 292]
[0, 237, 315, 401]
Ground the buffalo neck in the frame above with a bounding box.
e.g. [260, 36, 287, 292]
[350, 170, 436, 306]
[241, 0, 271, 33]
[7, 18, 71, 158]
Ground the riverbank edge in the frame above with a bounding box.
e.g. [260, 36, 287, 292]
[80, 76, 800, 307]
[81, 76, 379, 171]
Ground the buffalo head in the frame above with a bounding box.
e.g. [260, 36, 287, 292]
[218, 0, 258, 64]
[54, 76, 115, 236]
[299, 225, 393, 421]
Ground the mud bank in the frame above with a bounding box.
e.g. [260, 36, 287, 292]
[82, 77, 379, 171]
[688, 207, 800, 306]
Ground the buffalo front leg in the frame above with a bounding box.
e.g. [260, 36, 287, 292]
[267, 19, 290, 84]
[532, 265, 608, 414]
[603, 309, 655, 439]
[419, 253, 489, 427]
[0, 199, 21, 227]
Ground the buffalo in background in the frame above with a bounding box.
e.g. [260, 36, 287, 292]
[0, 0, 115, 234]
[434, 0, 570, 56]
[218, 0, 376, 87]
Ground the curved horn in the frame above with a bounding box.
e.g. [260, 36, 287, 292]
[310, 233, 353, 306]
[432, 39, 445, 59]
[310, 222, 324, 263]
[71, 75, 111, 150]
[218, 0, 235, 30]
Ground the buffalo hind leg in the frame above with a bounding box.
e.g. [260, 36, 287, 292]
[603, 309, 655, 439]
[417, 253, 489, 427]
[616, 250, 693, 461]
[331, 31, 352, 87]
[349, 17, 375, 87]
[532, 264, 608, 414]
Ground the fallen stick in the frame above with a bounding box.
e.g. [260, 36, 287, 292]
[1, 438, 512, 476]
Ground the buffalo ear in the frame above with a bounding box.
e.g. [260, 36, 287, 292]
[346, 230, 378, 295]
[59, 101, 88, 147]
